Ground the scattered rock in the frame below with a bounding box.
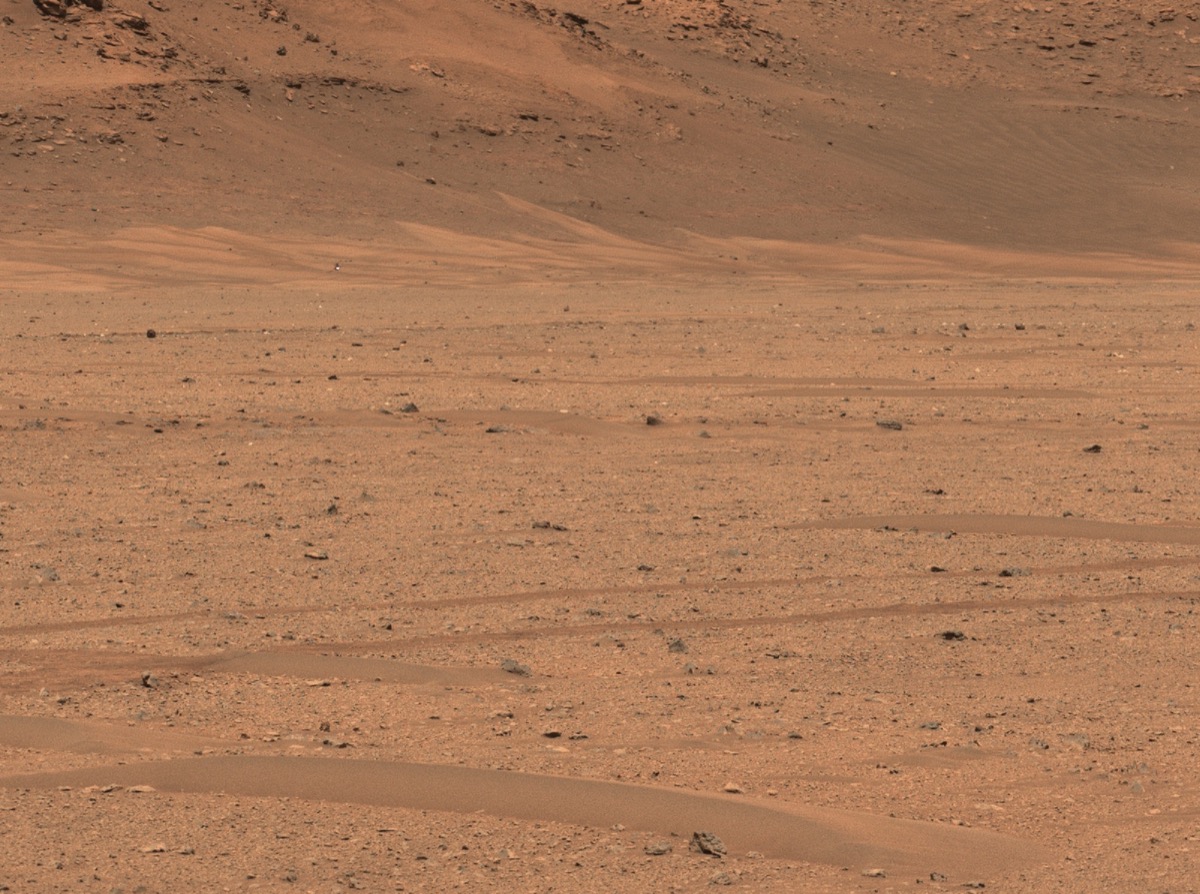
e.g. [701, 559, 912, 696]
[862, 868, 886, 878]
[140, 671, 159, 689]
[303, 549, 329, 560]
[644, 841, 672, 856]
[709, 872, 734, 886]
[145, 328, 157, 339]
[667, 637, 688, 654]
[542, 729, 562, 738]
[875, 419, 903, 430]
[500, 658, 531, 676]
[645, 413, 663, 425]
[1063, 732, 1091, 750]
[1083, 444, 1102, 453]
[690, 831, 726, 857]
[998, 566, 1029, 578]
[114, 12, 148, 32]
[399, 402, 419, 413]
[939, 630, 966, 641]
[722, 782, 743, 794]
[33, 0, 72, 18]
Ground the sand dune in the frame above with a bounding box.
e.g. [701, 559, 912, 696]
[0, 648, 519, 693]
[0, 754, 1041, 879]
[802, 514, 1200, 545]
[207, 652, 516, 687]
[0, 716, 227, 757]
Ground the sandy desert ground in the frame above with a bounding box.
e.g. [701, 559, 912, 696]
[2, 0, 1200, 891]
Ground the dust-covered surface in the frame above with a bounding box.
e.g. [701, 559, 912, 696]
[2, 0, 1199, 891]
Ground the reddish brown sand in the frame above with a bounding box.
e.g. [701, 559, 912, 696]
[2, 0, 1199, 891]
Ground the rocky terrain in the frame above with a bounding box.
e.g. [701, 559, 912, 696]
[2, 0, 1199, 891]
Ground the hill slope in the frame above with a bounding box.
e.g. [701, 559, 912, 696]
[2, 0, 1199, 278]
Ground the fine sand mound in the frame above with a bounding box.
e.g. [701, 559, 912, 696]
[1, 750, 1041, 879]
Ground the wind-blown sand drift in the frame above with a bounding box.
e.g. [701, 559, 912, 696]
[0, 751, 1039, 880]
[801, 514, 1200, 545]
